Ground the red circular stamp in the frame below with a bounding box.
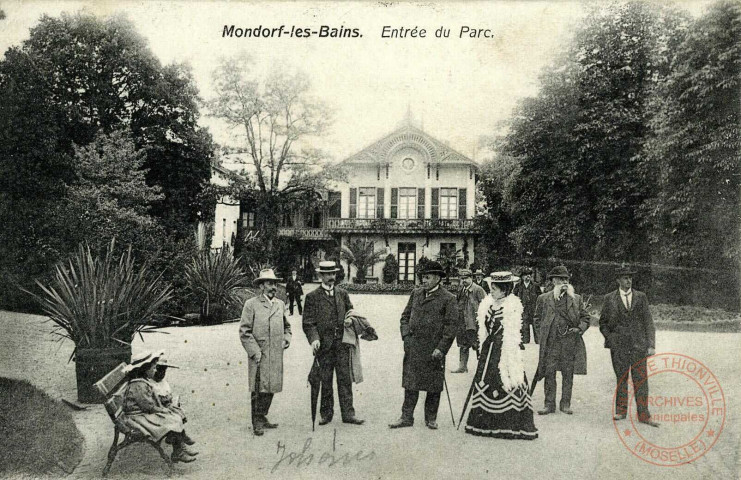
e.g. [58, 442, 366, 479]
[612, 352, 726, 467]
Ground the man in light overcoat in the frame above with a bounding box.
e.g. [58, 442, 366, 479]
[599, 265, 659, 427]
[534, 265, 590, 415]
[239, 269, 292, 436]
[389, 261, 458, 430]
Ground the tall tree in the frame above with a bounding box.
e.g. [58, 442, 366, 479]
[640, 1, 741, 269]
[0, 12, 213, 309]
[501, 2, 688, 261]
[207, 54, 341, 257]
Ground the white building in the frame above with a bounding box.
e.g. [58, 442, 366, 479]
[211, 124, 481, 283]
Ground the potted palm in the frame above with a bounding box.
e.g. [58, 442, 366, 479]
[26, 240, 173, 403]
[184, 249, 248, 324]
[340, 238, 387, 284]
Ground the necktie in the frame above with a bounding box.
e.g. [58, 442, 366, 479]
[624, 293, 631, 310]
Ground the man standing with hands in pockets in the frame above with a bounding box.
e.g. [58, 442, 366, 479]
[389, 261, 458, 430]
[239, 269, 292, 436]
[302, 261, 365, 426]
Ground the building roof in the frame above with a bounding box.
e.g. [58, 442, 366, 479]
[342, 125, 479, 169]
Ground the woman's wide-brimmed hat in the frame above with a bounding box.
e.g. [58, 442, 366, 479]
[315, 261, 342, 274]
[157, 352, 179, 369]
[418, 261, 446, 276]
[615, 265, 637, 277]
[484, 271, 520, 286]
[123, 350, 164, 373]
[253, 268, 282, 286]
[547, 265, 570, 279]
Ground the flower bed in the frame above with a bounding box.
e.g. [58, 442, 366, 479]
[342, 283, 416, 294]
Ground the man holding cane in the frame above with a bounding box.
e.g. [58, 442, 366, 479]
[389, 261, 458, 430]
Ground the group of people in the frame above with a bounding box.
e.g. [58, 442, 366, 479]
[113, 258, 658, 458]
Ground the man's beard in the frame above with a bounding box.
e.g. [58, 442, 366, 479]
[552, 283, 575, 300]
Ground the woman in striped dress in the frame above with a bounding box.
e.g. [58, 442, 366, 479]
[464, 272, 538, 440]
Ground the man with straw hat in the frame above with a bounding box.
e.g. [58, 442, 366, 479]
[599, 264, 658, 427]
[389, 260, 458, 430]
[533, 266, 591, 416]
[302, 261, 365, 426]
[240, 268, 292, 436]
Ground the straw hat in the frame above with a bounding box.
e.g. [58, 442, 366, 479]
[315, 261, 342, 273]
[484, 271, 520, 286]
[123, 350, 164, 373]
[253, 268, 282, 286]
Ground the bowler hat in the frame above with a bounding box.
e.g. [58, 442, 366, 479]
[473, 269, 485, 276]
[547, 265, 570, 279]
[521, 267, 534, 276]
[253, 268, 282, 286]
[419, 261, 446, 276]
[315, 261, 341, 274]
[615, 265, 637, 277]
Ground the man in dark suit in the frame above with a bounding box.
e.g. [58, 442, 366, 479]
[514, 267, 540, 344]
[389, 261, 458, 430]
[285, 268, 304, 316]
[534, 266, 591, 415]
[599, 265, 658, 427]
[302, 261, 364, 425]
[473, 268, 490, 294]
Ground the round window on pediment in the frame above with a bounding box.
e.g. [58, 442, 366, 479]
[401, 157, 415, 172]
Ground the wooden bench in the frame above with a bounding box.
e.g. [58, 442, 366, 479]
[94, 363, 173, 477]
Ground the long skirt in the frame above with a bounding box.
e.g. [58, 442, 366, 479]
[464, 330, 538, 440]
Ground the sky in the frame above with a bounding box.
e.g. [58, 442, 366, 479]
[0, 1, 715, 164]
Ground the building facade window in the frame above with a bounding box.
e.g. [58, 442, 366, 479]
[242, 212, 255, 228]
[358, 187, 376, 219]
[398, 188, 417, 219]
[398, 242, 416, 282]
[440, 188, 458, 219]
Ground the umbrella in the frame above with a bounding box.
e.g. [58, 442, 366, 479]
[528, 359, 544, 397]
[308, 356, 322, 431]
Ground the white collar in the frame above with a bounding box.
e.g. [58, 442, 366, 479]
[426, 285, 440, 295]
[620, 288, 632, 296]
[523, 280, 531, 287]
[263, 294, 275, 304]
[321, 283, 334, 291]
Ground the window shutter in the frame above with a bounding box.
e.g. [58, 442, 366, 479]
[417, 188, 425, 219]
[349, 188, 357, 218]
[391, 188, 398, 219]
[459, 188, 467, 219]
[376, 188, 385, 219]
[431, 188, 439, 220]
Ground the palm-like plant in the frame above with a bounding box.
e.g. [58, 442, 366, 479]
[436, 247, 464, 281]
[184, 249, 248, 322]
[340, 238, 387, 284]
[25, 240, 173, 358]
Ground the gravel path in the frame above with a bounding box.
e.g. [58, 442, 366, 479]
[1, 289, 739, 479]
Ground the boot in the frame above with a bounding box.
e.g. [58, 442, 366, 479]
[171, 440, 197, 463]
[450, 348, 469, 373]
[182, 431, 196, 445]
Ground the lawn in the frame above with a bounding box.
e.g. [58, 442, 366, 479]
[0, 377, 84, 476]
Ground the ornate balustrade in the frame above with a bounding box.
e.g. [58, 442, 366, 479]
[324, 218, 481, 234]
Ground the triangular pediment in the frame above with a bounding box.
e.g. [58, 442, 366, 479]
[343, 125, 478, 168]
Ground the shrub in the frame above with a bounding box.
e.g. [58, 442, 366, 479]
[343, 283, 415, 294]
[24, 240, 173, 355]
[382, 254, 398, 284]
[184, 250, 248, 324]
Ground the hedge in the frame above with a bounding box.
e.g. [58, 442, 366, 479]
[342, 283, 415, 294]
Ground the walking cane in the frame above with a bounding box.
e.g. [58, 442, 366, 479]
[442, 362, 456, 427]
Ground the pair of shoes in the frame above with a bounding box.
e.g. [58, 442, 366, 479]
[318, 417, 332, 426]
[342, 417, 365, 425]
[182, 432, 196, 445]
[537, 408, 556, 415]
[263, 421, 279, 429]
[639, 417, 660, 427]
[613, 413, 627, 421]
[388, 418, 414, 429]
[450, 366, 467, 373]
[425, 421, 438, 430]
[171, 450, 197, 463]
[253, 424, 264, 436]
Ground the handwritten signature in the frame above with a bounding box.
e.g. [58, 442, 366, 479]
[272, 435, 376, 473]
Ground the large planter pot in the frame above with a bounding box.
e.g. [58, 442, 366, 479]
[75, 346, 131, 403]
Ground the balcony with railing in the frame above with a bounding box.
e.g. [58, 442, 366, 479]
[324, 217, 481, 234]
